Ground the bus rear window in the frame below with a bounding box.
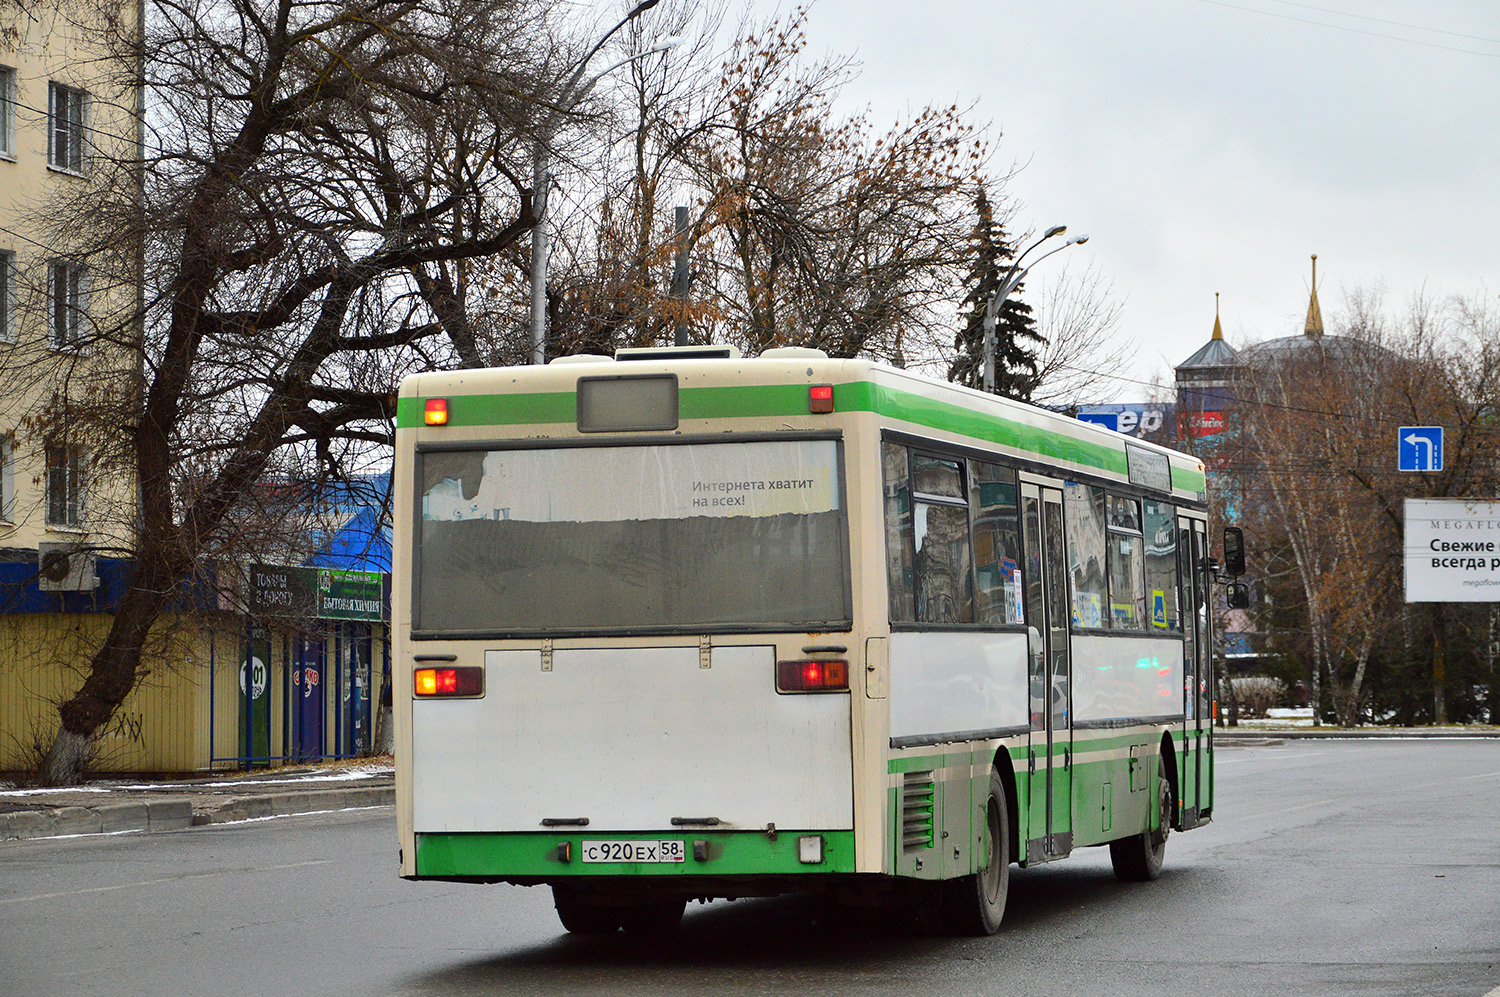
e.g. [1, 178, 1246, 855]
[414, 439, 851, 635]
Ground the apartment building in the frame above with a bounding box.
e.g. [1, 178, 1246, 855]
[0, 2, 165, 771]
[1, 0, 143, 574]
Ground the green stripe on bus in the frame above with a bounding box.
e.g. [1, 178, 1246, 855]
[396, 391, 576, 429]
[1171, 464, 1206, 493]
[846, 382, 1128, 476]
[399, 379, 1142, 479]
[415, 829, 856, 878]
[678, 383, 815, 420]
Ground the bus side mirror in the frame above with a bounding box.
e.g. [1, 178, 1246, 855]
[1226, 581, 1250, 610]
[1222, 526, 1246, 577]
[1027, 626, 1043, 658]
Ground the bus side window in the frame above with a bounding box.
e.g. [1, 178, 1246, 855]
[1143, 500, 1179, 630]
[1105, 494, 1146, 630]
[910, 454, 973, 624]
[1063, 482, 1108, 629]
[881, 442, 916, 622]
[970, 460, 1022, 626]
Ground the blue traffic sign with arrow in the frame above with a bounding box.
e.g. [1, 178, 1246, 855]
[1398, 426, 1443, 472]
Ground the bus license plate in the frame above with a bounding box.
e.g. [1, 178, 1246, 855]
[580, 839, 686, 864]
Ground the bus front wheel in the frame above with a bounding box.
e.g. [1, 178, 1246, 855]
[940, 767, 1010, 936]
[1109, 757, 1171, 882]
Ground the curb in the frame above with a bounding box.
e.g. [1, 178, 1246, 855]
[191, 786, 394, 826]
[1, 785, 393, 841]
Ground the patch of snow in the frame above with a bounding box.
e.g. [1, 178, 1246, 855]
[109, 766, 393, 792]
[0, 765, 392, 798]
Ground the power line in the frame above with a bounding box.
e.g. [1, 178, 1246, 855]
[1196, 0, 1500, 59]
[1260, 0, 1500, 47]
[1051, 360, 1499, 430]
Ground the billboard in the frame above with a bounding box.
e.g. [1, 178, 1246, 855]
[249, 564, 388, 620]
[1404, 499, 1500, 602]
[1073, 404, 1170, 438]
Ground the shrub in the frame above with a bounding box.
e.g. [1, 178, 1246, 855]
[1232, 676, 1286, 718]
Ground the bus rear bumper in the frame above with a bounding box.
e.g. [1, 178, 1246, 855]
[412, 829, 857, 884]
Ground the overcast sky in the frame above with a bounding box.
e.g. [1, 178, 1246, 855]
[750, 0, 1500, 396]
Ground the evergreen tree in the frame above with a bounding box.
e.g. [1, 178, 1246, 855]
[950, 188, 1044, 400]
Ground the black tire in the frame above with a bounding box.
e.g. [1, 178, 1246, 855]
[616, 897, 686, 936]
[1110, 757, 1171, 882]
[940, 767, 1010, 936]
[552, 886, 621, 935]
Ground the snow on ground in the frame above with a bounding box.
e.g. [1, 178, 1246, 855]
[0, 764, 393, 798]
[1235, 707, 1316, 728]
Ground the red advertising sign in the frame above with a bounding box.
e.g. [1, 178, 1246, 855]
[1178, 411, 1227, 439]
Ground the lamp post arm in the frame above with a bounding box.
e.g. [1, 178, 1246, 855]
[981, 232, 1087, 393]
[982, 234, 1049, 392]
[574, 0, 662, 90]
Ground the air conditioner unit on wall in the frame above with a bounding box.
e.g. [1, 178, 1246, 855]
[37, 542, 99, 592]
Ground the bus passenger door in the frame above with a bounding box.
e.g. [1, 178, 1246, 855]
[1177, 518, 1213, 827]
[1022, 483, 1072, 861]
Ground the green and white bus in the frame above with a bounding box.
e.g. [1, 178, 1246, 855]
[393, 345, 1236, 936]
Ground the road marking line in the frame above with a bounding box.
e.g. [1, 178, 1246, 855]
[0, 859, 334, 905]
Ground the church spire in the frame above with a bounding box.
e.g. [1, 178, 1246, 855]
[1304, 253, 1324, 339]
[1212, 292, 1223, 340]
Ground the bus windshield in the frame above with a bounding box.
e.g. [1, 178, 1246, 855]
[414, 438, 850, 636]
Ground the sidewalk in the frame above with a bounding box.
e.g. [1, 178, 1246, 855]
[0, 761, 394, 842]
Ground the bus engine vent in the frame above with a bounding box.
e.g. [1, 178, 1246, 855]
[901, 771, 936, 851]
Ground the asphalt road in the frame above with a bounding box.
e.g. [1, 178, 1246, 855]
[1, 740, 1497, 997]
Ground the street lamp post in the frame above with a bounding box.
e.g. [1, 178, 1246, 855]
[981, 226, 1089, 393]
[529, 3, 677, 364]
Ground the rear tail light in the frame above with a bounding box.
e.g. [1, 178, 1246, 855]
[777, 658, 849, 693]
[424, 398, 449, 425]
[414, 666, 484, 698]
[808, 384, 834, 414]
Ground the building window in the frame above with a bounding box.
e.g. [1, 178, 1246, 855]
[49, 261, 87, 348]
[0, 249, 14, 343]
[0, 66, 15, 158]
[46, 443, 86, 527]
[0, 435, 12, 523]
[49, 82, 86, 172]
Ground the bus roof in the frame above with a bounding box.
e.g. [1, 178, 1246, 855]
[397, 354, 1206, 500]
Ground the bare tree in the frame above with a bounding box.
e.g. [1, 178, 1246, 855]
[539, 5, 993, 365]
[1236, 285, 1500, 727]
[6, 0, 587, 783]
[1025, 261, 1132, 408]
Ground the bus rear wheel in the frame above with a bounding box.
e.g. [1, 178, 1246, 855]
[1110, 757, 1171, 882]
[940, 767, 1010, 936]
[617, 898, 686, 935]
[552, 887, 621, 935]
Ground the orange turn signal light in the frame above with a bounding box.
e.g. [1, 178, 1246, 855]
[424, 398, 449, 426]
[414, 666, 483, 697]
